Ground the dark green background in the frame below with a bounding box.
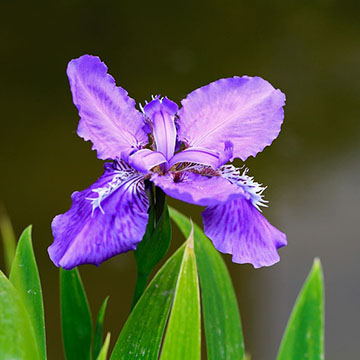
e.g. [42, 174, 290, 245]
[1, 1, 359, 359]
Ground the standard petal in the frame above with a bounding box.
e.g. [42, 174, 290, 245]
[177, 76, 285, 161]
[202, 198, 287, 268]
[144, 97, 178, 160]
[48, 162, 149, 269]
[151, 172, 244, 206]
[67, 55, 148, 160]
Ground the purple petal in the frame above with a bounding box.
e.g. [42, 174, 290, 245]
[48, 162, 149, 269]
[177, 76, 285, 161]
[168, 141, 233, 169]
[151, 172, 244, 206]
[144, 97, 178, 160]
[67, 55, 148, 160]
[202, 198, 287, 268]
[128, 149, 167, 173]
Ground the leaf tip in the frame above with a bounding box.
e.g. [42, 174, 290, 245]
[23, 225, 33, 238]
[186, 219, 194, 250]
[311, 257, 323, 277]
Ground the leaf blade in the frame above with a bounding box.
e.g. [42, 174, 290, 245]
[135, 201, 171, 275]
[0, 270, 40, 360]
[277, 258, 324, 360]
[132, 200, 172, 307]
[93, 296, 109, 360]
[169, 207, 245, 360]
[60, 268, 93, 360]
[160, 228, 201, 360]
[110, 244, 186, 360]
[9, 226, 46, 359]
[96, 333, 111, 360]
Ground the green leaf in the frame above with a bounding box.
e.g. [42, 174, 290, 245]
[96, 333, 111, 360]
[0, 205, 17, 274]
[132, 200, 171, 307]
[0, 270, 40, 359]
[277, 258, 324, 360]
[169, 207, 245, 360]
[160, 227, 201, 360]
[60, 268, 93, 360]
[111, 244, 186, 360]
[93, 296, 109, 360]
[135, 202, 171, 275]
[9, 226, 46, 359]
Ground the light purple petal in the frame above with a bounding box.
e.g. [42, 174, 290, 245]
[144, 97, 178, 160]
[177, 76, 285, 161]
[151, 172, 245, 206]
[202, 198, 287, 268]
[48, 162, 149, 269]
[67, 55, 148, 160]
[168, 141, 233, 169]
[128, 149, 167, 173]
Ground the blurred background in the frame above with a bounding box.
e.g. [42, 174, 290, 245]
[1, 0, 359, 358]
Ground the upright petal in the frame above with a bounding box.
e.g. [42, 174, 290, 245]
[202, 198, 287, 268]
[151, 172, 245, 206]
[177, 76, 285, 161]
[144, 97, 178, 161]
[49, 162, 149, 269]
[67, 55, 148, 160]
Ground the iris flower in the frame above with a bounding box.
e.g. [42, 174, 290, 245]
[48, 55, 287, 270]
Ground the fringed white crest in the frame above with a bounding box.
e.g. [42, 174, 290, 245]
[86, 161, 145, 215]
[220, 165, 268, 211]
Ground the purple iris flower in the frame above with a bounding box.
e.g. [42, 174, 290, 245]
[48, 54, 287, 270]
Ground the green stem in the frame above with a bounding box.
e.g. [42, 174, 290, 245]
[155, 187, 165, 223]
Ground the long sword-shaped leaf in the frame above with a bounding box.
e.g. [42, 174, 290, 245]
[277, 258, 324, 360]
[160, 227, 201, 360]
[133, 199, 172, 307]
[93, 296, 109, 360]
[169, 207, 245, 360]
[60, 268, 92, 360]
[111, 244, 186, 359]
[0, 270, 40, 359]
[96, 333, 111, 360]
[135, 201, 171, 277]
[9, 226, 46, 359]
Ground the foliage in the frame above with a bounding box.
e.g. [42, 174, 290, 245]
[0, 209, 324, 359]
